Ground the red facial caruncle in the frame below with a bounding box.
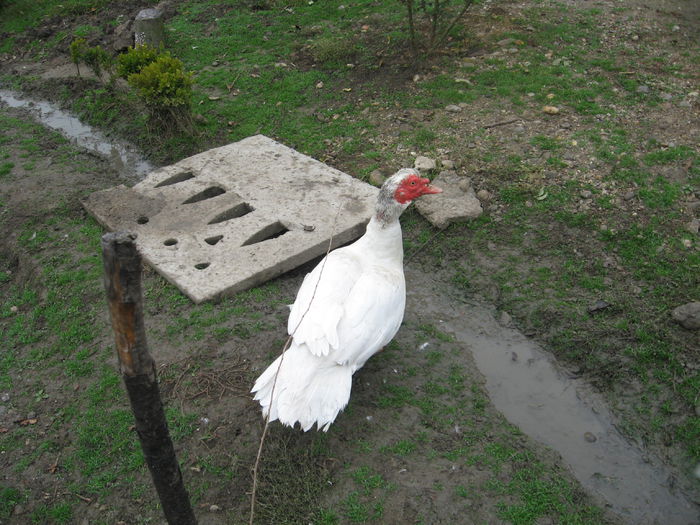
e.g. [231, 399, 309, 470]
[394, 173, 442, 204]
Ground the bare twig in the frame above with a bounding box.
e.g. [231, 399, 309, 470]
[248, 205, 343, 525]
[483, 118, 520, 129]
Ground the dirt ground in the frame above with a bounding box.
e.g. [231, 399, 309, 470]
[1, 0, 699, 524]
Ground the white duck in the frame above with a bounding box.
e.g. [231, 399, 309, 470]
[251, 169, 441, 431]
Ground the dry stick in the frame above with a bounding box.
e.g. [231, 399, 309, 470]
[483, 118, 520, 129]
[248, 207, 343, 525]
[102, 231, 197, 525]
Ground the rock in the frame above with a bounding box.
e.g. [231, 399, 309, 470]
[679, 100, 692, 108]
[498, 311, 513, 327]
[476, 189, 493, 202]
[584, 432, 597, 443]
[587, 300, 611, 314]
[414, 156, 436, 172]
[542, 105, 559, 115]
[686, 218, 700, 235]
[209, 504, 221, 512]
[368, 169, 386, 187]
[0, 393, 9, 402]
[636, 85, 650, 94]
[112, 20, 133, 52]
[580, 190, 592, 199]
[414, 171, 483, 229]
[12, 504, 25, 515]
[441, 159, 455, 170]
[134, 8, 165, 48]
[671, 302, 700, 330]
[445, 104, 463, 113]
[9, 305, 18, 313]
[659, 92, 673, 101]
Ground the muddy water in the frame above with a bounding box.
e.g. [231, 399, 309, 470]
[407, 268, 698, 525]
[0, 89, 153, 180]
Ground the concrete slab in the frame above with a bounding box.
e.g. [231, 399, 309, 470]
[83, 135, 378, 303]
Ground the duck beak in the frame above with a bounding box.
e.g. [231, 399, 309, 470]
[422, 183, 443, 195]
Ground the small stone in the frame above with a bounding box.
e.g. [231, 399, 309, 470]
[659, 92, 673, 101]
[636, 85, 650, 94]
[682, 239, 693, 249]
[441, 159, 455, 170]
[414, 171, 483, 228]
[623, 190, 636, 201]
[584, 432, 597, 443]
[13, 504, 25, 515]
[368, 169, 386, 187]
[476, 189, 493, 202]
[671, 302, 700, 330]
[587, 300, 611, 314]
[0, 393, 9, 402]
[414, 156, 437, 172]
[10, 305, 18, 313]
[315, 81, 324, 89]
[445, 104, 463, 113]
[497, 38, 515, 46]
[542, 105, 559, 115]
[580, 190, 592, 199]
[212, 60, 220, 67]
[209, 504, 221, 512]
[685, 218, 700, 235]
[498, 311, 513, 327]
[679, 100, 692, 108]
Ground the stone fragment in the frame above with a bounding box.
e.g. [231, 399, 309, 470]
[414, 156, 436, 172]
[584, 432, 597, 443]
[441, 159, 455, 170]
[368, 169, 386, 187]
[445, 104, 463, 113]
[112, 20, 133, 52]
[637, 85, 650, 94]
[671, 302, 700, 330]
[414, 171, 483, 229]
[476, 189, 493, 202]
[542, 105, 559, 115]
[685, 218, 699, 235]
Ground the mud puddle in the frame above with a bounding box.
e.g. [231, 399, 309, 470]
[0, 89, 153, 180]
[407, 268, 699, 525]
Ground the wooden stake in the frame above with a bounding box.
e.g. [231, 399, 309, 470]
[101, 232, 197, 525]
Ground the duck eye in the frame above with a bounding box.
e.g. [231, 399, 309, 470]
[409, 180, 416, 185]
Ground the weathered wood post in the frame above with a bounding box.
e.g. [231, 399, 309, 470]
[101, 231, 197, 525]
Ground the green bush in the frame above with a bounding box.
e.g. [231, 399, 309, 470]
[127, 55, 193, 109]
[116, 44, 161, 79]
[69, 37, 112, 80]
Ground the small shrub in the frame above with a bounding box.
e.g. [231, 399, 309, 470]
[69, 38, 89, 76]
[399, 0, 476, 56]
[69, 38, 113, 81]
[127, 55, 194, 131]
[116, 44, 161, 79]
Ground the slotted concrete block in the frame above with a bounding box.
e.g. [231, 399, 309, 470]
[83, 135, 378, 303]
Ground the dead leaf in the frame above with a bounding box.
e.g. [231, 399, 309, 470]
[18, 418, 38, 426]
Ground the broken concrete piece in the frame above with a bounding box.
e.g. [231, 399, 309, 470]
[414, 170, 483, 229]
[83, 135, 378, 303]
